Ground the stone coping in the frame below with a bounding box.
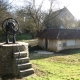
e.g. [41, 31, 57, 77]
[35, 50, 54, 54]
[0, 42, 28, 47]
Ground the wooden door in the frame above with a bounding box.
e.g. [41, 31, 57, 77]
[45, 39, 48, 50]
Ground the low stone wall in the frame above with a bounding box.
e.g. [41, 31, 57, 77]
[0, 42, 28, 78]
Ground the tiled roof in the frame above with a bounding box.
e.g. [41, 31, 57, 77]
[38, 29, 80, 39]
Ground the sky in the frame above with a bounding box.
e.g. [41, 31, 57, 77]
[9, 0, 80, 20]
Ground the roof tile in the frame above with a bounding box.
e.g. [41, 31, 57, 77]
[38, 29, 80, 39]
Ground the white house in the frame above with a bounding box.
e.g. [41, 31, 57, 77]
[38, 29, 80, 52]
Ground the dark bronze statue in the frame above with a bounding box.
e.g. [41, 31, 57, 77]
[2, 18, 19, 44]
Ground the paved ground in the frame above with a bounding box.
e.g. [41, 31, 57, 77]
[34, 50, 54, 54]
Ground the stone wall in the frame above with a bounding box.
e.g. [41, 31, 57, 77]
[0, 42, 28, 78]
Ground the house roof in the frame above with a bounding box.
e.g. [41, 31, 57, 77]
[50, 7, 74, 20]
[38, 29, 80, 40]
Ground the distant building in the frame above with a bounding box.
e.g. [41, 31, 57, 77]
[38, 29, 80, 52]
[45, 7, 77, 29]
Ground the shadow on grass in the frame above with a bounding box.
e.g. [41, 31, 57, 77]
[58, 48, 80, 55]
[29, 46, 80, 60]
[29, 53, 54, 60]
[29, 45, 54, 60]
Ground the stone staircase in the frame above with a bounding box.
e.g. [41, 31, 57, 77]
[14, 51, 34, 78]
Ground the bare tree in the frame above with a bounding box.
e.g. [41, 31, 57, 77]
[0, 0, 12, 25]
[0, 0, 13, 36]
[15, 0, 60, 37]
[15, 0, 46, 38]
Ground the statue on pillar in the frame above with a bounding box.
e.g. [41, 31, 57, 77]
[2, 18, 19, 44]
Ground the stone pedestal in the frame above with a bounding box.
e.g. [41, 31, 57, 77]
[0, 42, 29, 79]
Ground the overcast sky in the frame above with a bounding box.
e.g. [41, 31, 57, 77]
[9, 0, 80, 20]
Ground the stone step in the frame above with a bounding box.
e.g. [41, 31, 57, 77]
[14, 51, 27, 58]
[20, 68, 34, 77]
[18, 63, 32, 70]
[16, 57, 29, 64]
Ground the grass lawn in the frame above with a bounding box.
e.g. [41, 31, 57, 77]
[0, 34, 33, 42]
[27, 49, 80, 80]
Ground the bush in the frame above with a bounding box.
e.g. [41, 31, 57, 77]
[0, 28, 5, 36]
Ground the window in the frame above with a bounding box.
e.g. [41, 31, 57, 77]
[63, 43, 66, 47]
[66, 40, 75, 46]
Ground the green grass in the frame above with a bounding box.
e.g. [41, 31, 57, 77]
[27, 49, 80, 80]
[16, 34, 32, 40]
[0, 34, 32, 42]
